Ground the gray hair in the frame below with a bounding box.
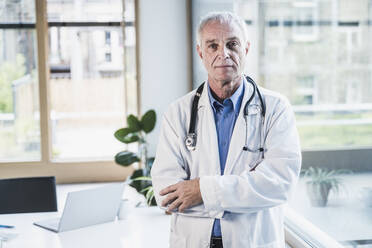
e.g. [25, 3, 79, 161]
[196, 11, 248, 46]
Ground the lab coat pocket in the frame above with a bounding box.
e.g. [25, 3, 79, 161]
[227, 150, 256, 175]
[169, 232, 187, 248]
[235, 149, 261, 173]
[242, 114, 264, 172]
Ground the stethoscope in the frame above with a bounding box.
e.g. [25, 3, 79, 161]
[185, 76, 267, 161]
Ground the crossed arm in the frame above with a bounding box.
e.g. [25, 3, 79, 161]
[159, 178, 202, 212]
[151, 100, 301, 216]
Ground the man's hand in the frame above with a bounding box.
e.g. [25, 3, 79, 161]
[160, 178, 203, 213]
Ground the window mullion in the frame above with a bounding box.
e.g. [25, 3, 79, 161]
[134, 0, 141, 117]
[35, 0, 52, 164]
[121, 0, 128, 120]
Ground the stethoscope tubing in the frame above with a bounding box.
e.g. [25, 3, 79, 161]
[185, 76, 266, 159]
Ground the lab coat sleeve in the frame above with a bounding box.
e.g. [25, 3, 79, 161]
[199, 98, 301, 214]
[151, 110, 223, 219]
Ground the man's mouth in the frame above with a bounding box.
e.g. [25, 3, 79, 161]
[214, 65, 233, 68]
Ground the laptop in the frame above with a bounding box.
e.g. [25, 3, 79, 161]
[34, 183, 124, 232]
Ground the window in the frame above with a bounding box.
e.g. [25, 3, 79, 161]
[0, 0, 138, 182]
[105, 31, 111, 45]
[295, 76, 317, 105]
[254, 0, 372, 150]
[47, 0, 136, 160]
[0, 1, 40, 162]
[240, 0, 372, 247]
[105, 52, 112, 62]
[292, 0, 319, 42]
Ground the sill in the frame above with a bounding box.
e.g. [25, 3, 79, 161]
[301, 146, 372, 153]
[51, 157, 114, 163]
[0, 161, 133, 184]
[284, 206, 344, 248]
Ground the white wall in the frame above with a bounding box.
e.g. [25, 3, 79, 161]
[138, 0, 191, 156]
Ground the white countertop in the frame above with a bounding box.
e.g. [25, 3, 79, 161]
[0, 183, 171, 248]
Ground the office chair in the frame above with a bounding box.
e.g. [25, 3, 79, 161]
[0, 176, 57, 214]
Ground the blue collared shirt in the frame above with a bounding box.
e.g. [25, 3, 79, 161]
[207, 80, 245, 237]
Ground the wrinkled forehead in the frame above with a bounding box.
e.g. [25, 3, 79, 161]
[200, 21, 245, 44]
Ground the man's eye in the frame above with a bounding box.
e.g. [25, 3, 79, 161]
[227, 41, 238, 49]
[209, 44, 218, 49]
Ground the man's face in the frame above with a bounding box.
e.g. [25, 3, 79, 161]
[197, 21, 250, 83]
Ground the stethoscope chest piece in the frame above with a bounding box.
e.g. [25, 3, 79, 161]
[246, 104, 261, 115]
[185, 133, 197, 151]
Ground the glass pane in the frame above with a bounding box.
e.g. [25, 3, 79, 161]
[0, 0, 35, 23]
[48, 26, 130, 160]
[241, 0, 372, 247]
[124, 25, 137, 115]
[47, 0, 123, 22]
[124, 0, 135, 22]
[0, 29, 41, 162]
[290, 172, 372, 247]
[247, 0, 372, 150]
[194, 0, 372, 150]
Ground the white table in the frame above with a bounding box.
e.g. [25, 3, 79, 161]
[0, 183, 170, 248]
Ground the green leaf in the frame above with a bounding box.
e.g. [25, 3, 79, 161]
[146, 188, 155, 206]
[115, 151, 140, 166]
[132, 176, 152, 181]
[301, 166, 351, 195]
[141, 110, 156, 133]
[131, 169, 144, 178]
[149, 194, 156, 206]
[130, 169, 151, 194]
[127, 115, 141, 132]
[122, 133, 140, 144]
[114, 127, 134, 143]
[140, 186, 152, 193]
[146, 187, 153, 201]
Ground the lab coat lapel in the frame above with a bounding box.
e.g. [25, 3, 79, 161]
[198, 82, 221, 175]
[224, 80, 255, 175]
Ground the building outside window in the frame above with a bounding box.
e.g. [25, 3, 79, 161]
[48, 0, 136, 160]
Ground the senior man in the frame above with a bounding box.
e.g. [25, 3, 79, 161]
[151, 12, 301, 248]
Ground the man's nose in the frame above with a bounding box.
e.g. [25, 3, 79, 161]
[217, 46, 229, 59]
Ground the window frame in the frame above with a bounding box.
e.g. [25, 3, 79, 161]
[0, 0, 139, 183]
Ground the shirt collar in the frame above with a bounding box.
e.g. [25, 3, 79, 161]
[207, 78, 245, 113]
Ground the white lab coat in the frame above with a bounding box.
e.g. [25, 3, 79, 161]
[151, 78, 302, 248]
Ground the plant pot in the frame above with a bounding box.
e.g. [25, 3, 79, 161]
[306, 182, 332, 207]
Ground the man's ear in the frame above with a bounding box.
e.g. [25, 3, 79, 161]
[196, 44, 203, 59]
[245, 41, 250, 55]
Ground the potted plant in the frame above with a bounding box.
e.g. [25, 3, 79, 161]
[301, 167, 351, 207]
[114, 110, 157, 206]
